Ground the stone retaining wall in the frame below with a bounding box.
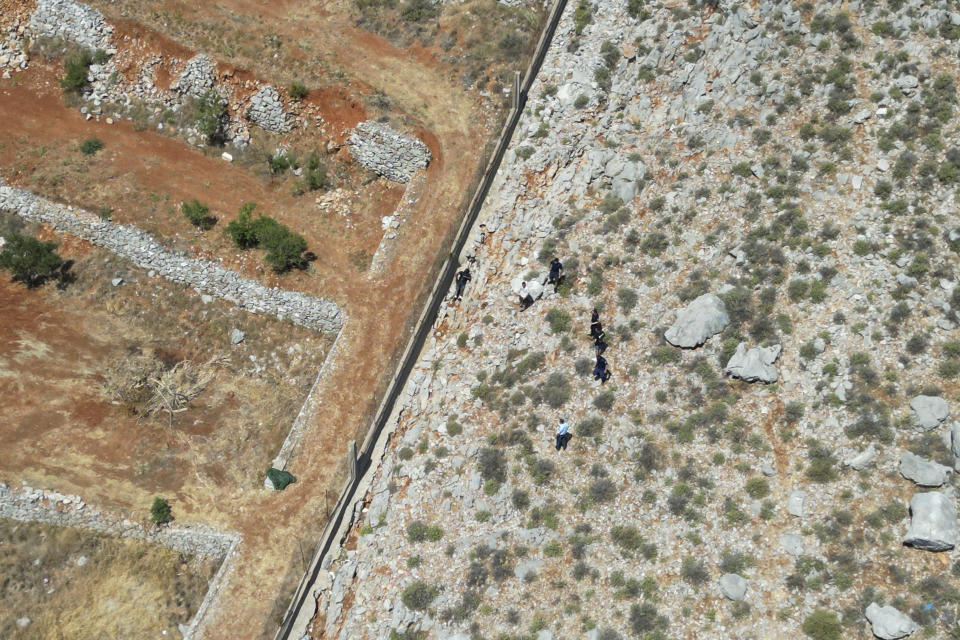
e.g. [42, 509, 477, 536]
[347, 121, 431, 184]
[0, 482, 237, 560]
[0, 482, 241, 640]
[0, 186, 343, 334]
[28, 0, 113, 51]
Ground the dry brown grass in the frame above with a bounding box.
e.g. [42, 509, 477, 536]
[0, 518, 218, 640]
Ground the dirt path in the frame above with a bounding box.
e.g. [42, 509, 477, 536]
[1, 2, 494, 638]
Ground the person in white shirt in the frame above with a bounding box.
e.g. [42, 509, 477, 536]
[555, 419, 570, 451]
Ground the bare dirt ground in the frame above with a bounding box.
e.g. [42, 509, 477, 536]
[0, 0, 508, 636]
[0, 518, 218, 640]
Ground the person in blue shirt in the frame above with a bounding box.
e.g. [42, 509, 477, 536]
[555, 419, 571, 450]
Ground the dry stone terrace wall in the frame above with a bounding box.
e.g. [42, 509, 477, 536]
[0, 185, 343, 334]
[347, 121, 432, 184]
[28, 0, 113, 52]
[0, 483, 237, 560]
[316, 0, 960, 638]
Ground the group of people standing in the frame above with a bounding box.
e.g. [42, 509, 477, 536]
[451, 254, 613, 454]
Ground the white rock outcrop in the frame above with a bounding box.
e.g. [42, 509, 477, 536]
[725, 343, 781, 383]
[664, 293, 729, 348]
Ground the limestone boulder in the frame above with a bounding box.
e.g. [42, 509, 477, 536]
[865, 603, 918, 639]
[664, 294, 729, 348]
[903, 491, 958, 552]
[910, 395, 949, 431]
[725, 343, 780, 383]
[899, 452, 952, 487]
[718, 573, 747, 601]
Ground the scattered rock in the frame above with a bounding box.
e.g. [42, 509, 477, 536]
[844, 444, 877, 471]
[787, 491, 806, 517]
[725, 343, 780, 383]
[899, 451, 952, 487]
[28, 0, 113, 51]
[664, 293, 730, 348]
[230, 329, 245, 345]
[865, 602, 918, 640]
[719, 573, 748, 601]
[910, 395, 949, 431]
[780, 533, 803, 556]
[110, 277, 123, 287]
[16, 617, 31, 629]
[903, 491, 958, 552]
[173, 54, 216, 98]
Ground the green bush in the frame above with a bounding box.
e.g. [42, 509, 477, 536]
[225, 203, 308, 272]
[80, 138, 104, 155]
[195, 90, 228, 145]
[545, 308, 572, 334]
[400, 0, 439, 22]
[61, 50, 93, 93]
[289, 81, 308, 100]
[150, 497, 172, 524]
[802, 609, 841, 640]
[0, 232, 64, 288]
[302, 151, 331, 191]
[477, 447, 507, 483]
[617, 287, 638, 312]
[573, 0, 592, 34]
[541, 372, 571, 407]
[181, 200, 216, 230]
[745, 477, 770, 499]
[407, 520, 443, 543]
[401, 580, 439, 610]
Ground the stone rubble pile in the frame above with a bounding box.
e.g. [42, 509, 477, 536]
[172, 54, 218, 98]
[247, 85, 289, 133]
[27, 0, 113, 51]
[348, 121, 431, 183]
[0, 186, 343, 334]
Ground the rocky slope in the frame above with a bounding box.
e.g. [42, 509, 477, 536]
[315, 0, 960, 639]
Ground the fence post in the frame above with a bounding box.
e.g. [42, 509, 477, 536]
[347, 440, 358, 483]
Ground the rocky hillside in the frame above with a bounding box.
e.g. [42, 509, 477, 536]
[315, 0, 960, 639]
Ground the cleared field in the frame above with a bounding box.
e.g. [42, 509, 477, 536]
[0, 214, 329, 515]
[0, 518, 219, 640]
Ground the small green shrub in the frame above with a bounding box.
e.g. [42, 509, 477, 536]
[802, 609, 842, 640]
[546, 308, 572, 334]
[745, 477, 770, 499]
[181, 200, 216, 230]
[289, 81, 308, 100]
[150, 497, 172, 524]
[401, 581, 439, 610]
[61, 50, 93, 93]
[79, 138, 104, 155]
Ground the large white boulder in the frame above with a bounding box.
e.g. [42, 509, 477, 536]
[910, 395, 949, 431]
[725, 343, 781, 383]
[899, 451, 952, 487]
[664, 293, 729, 348]
[865, 602, 918, 639]
[903, 491, 958, 551]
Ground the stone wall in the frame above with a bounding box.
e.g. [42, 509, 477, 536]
[347, 121, 431, 184]
[0, 186, 343, 334]
[173, 54, 218, 98]
[28, 0, 113, 51]
[247, 85, 289, 133]
[0, 483, 237, 560]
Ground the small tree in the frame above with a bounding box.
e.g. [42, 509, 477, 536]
[195, 90, 228, 145]
[150, 497, 172, 524]
[61, 50, 93, 93]
[181, 200, 216, 230]
[0, 232, 64, 288]
[226, 202, 260, 249]
[264, 231, 307, 273]
[401, 580, 439, 610]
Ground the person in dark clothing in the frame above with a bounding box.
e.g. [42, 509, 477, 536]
[593, 354, 610, 383]
[590, 319, 603, 339]
[519, 281, 534, 310]
[454, 267, 472, 301]
[594, 331, 607, 355]
[548, 257, 563, 286]
[591, 308, 599, 324]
